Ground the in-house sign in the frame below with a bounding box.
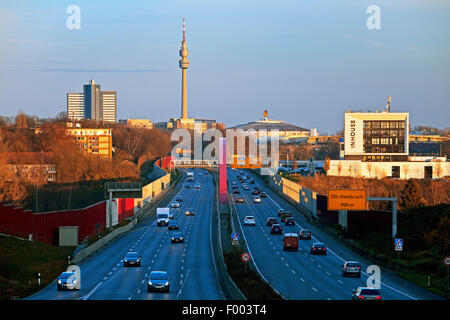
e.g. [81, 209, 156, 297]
[344, 114, 363, 155]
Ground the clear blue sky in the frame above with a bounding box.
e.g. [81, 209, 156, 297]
[0, 0, 449, 133]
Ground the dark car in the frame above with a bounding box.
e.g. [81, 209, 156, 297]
[315, 167, 327, 175]
[57, 272, 80, 290]
[352, 287, 382, 300]
[233, 189, 240, 194]
[260, 191, 267, 198]
[168, 220, 179, 230]
[251, 188, 260, 195]
[249, 179, 255, 184]
[184, 184, 191, 189]
[266, 217, 278, 226]
[342, 261, 361, 277]
[270, 224, 283, 235]
[280, 211, 293, 222]
[171, 232, 184, 243]
[277, 209, 288, 217]
[299, 229, 312, 240]
[124, 252, 142, 266]
[285, 217, 295, 226]
[148, 271, 170, 292]
[175, 196, 183, 202]
[185, 208, 194, 216]
[236, 196, 244, 203]
[232, 185, 239, 189]
[310, 243, 327, 255]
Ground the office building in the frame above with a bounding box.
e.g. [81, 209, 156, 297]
[67, 80, 117, 123]
[66, 128, 113, 159]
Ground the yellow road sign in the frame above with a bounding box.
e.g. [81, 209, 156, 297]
[328, 189, 366, 211]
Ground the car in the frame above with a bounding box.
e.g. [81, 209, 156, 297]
[249, 179, 255, 184]
[299, 229, 311, 240]
[285, 217, 295, 226]
[185, 208, 194, 216]
[310, 243, 327, 255]
[283, 233, 299, 251]
[171, 232, 184, 243]
[244, 216, 256, 226]
[236, 196, 244, 203]
[184, 184, 191, 189]
[277, 208, 288, 217]
[270, 224, 283, 235]
[232, 185, 239, 189]
[243, 185, 250, 190]
[175, 196, 183, 202]
[233, 189, 240, 194]
[280, 211, 293, 222]
[168, 220, 179, 230]
[352, 287, 382, 300]
[260, 191, 267, 198]
[342, 261, 361, 277]
[253, 196, 261, 203]
[147, 271, 170, 292]
[57, 272, 80, 290]
[199, 173, 203, 176]
[266, 217, 278, 226]
[194, 184, 201, 190]
[170, 201, 180, 208]
[251, 189, 259, 195]
[124, 251, 142, 267]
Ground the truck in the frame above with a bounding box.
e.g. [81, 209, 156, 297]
[187, 171, 194, 182]
[283, 233, 299, 251]
[156, 207, 170, 226]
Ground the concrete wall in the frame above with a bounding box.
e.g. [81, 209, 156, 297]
[268, 174, 317, 218]
[328, 160, 449, 179]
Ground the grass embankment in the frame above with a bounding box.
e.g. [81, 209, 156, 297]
[317, 204, 450, 299]
[223, 246, 282, 300]
[0, 235, 75, 300]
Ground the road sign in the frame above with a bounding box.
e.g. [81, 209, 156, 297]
[231, 233, 239, 241]
[444, 257, 450, 266]
[328, 189, 366, 211]
[394, 238, 403, 251]
[241, 252, 251, 263]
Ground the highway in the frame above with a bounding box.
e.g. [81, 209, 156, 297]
[25, 169, 223, 300]
[228, 168, 444, 300]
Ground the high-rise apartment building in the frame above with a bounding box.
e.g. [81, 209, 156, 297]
[67, 80, 117, 123]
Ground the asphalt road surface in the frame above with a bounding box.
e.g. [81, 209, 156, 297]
[228, 168, 444, 300]
[26, 169, 223, 300]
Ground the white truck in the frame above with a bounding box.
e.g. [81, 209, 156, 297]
[156, 207, 170, 226]
[187, 171, 194, 182]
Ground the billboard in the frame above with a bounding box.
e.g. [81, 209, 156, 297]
[344, 114, 364, 155]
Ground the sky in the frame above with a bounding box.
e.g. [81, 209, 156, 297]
[0, 0, 449, 134]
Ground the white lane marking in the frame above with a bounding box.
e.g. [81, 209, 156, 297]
[337, 280, 344, 285]
[286, 263, 289, 268]
[103, 277, 108, 281]
[300, 278, 305, 282]
[292, 270, 296, 274]
[326, 272, 331, 276]
[107, 272, 112, 276]
[318, 265, 322, 269]
[80, 281, 103, 300]
[260, 174, 419, 300]
[312, 287, 318, 292]
[137, 289, 141, 294]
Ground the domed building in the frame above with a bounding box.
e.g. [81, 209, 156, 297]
[228, 110, 315, 143]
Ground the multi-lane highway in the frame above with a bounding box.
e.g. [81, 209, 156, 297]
[26, 169, 223, 300]
[228, 168, 443, 300]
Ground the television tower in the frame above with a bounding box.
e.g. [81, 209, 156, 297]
[179, 17, 189, 119]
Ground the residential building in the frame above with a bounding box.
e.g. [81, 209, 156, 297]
[66, 128, 113, 159]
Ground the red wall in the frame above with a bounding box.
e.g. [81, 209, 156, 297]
[118, 198, 135, 221]
[0, 201, 106, 245]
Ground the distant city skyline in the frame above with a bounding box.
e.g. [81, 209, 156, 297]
[0, 0, 449, 134]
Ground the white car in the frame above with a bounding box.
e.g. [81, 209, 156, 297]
[170, 201, 180, 208]
[253, 196, 261, 203]
[244, 216, 256, 226]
